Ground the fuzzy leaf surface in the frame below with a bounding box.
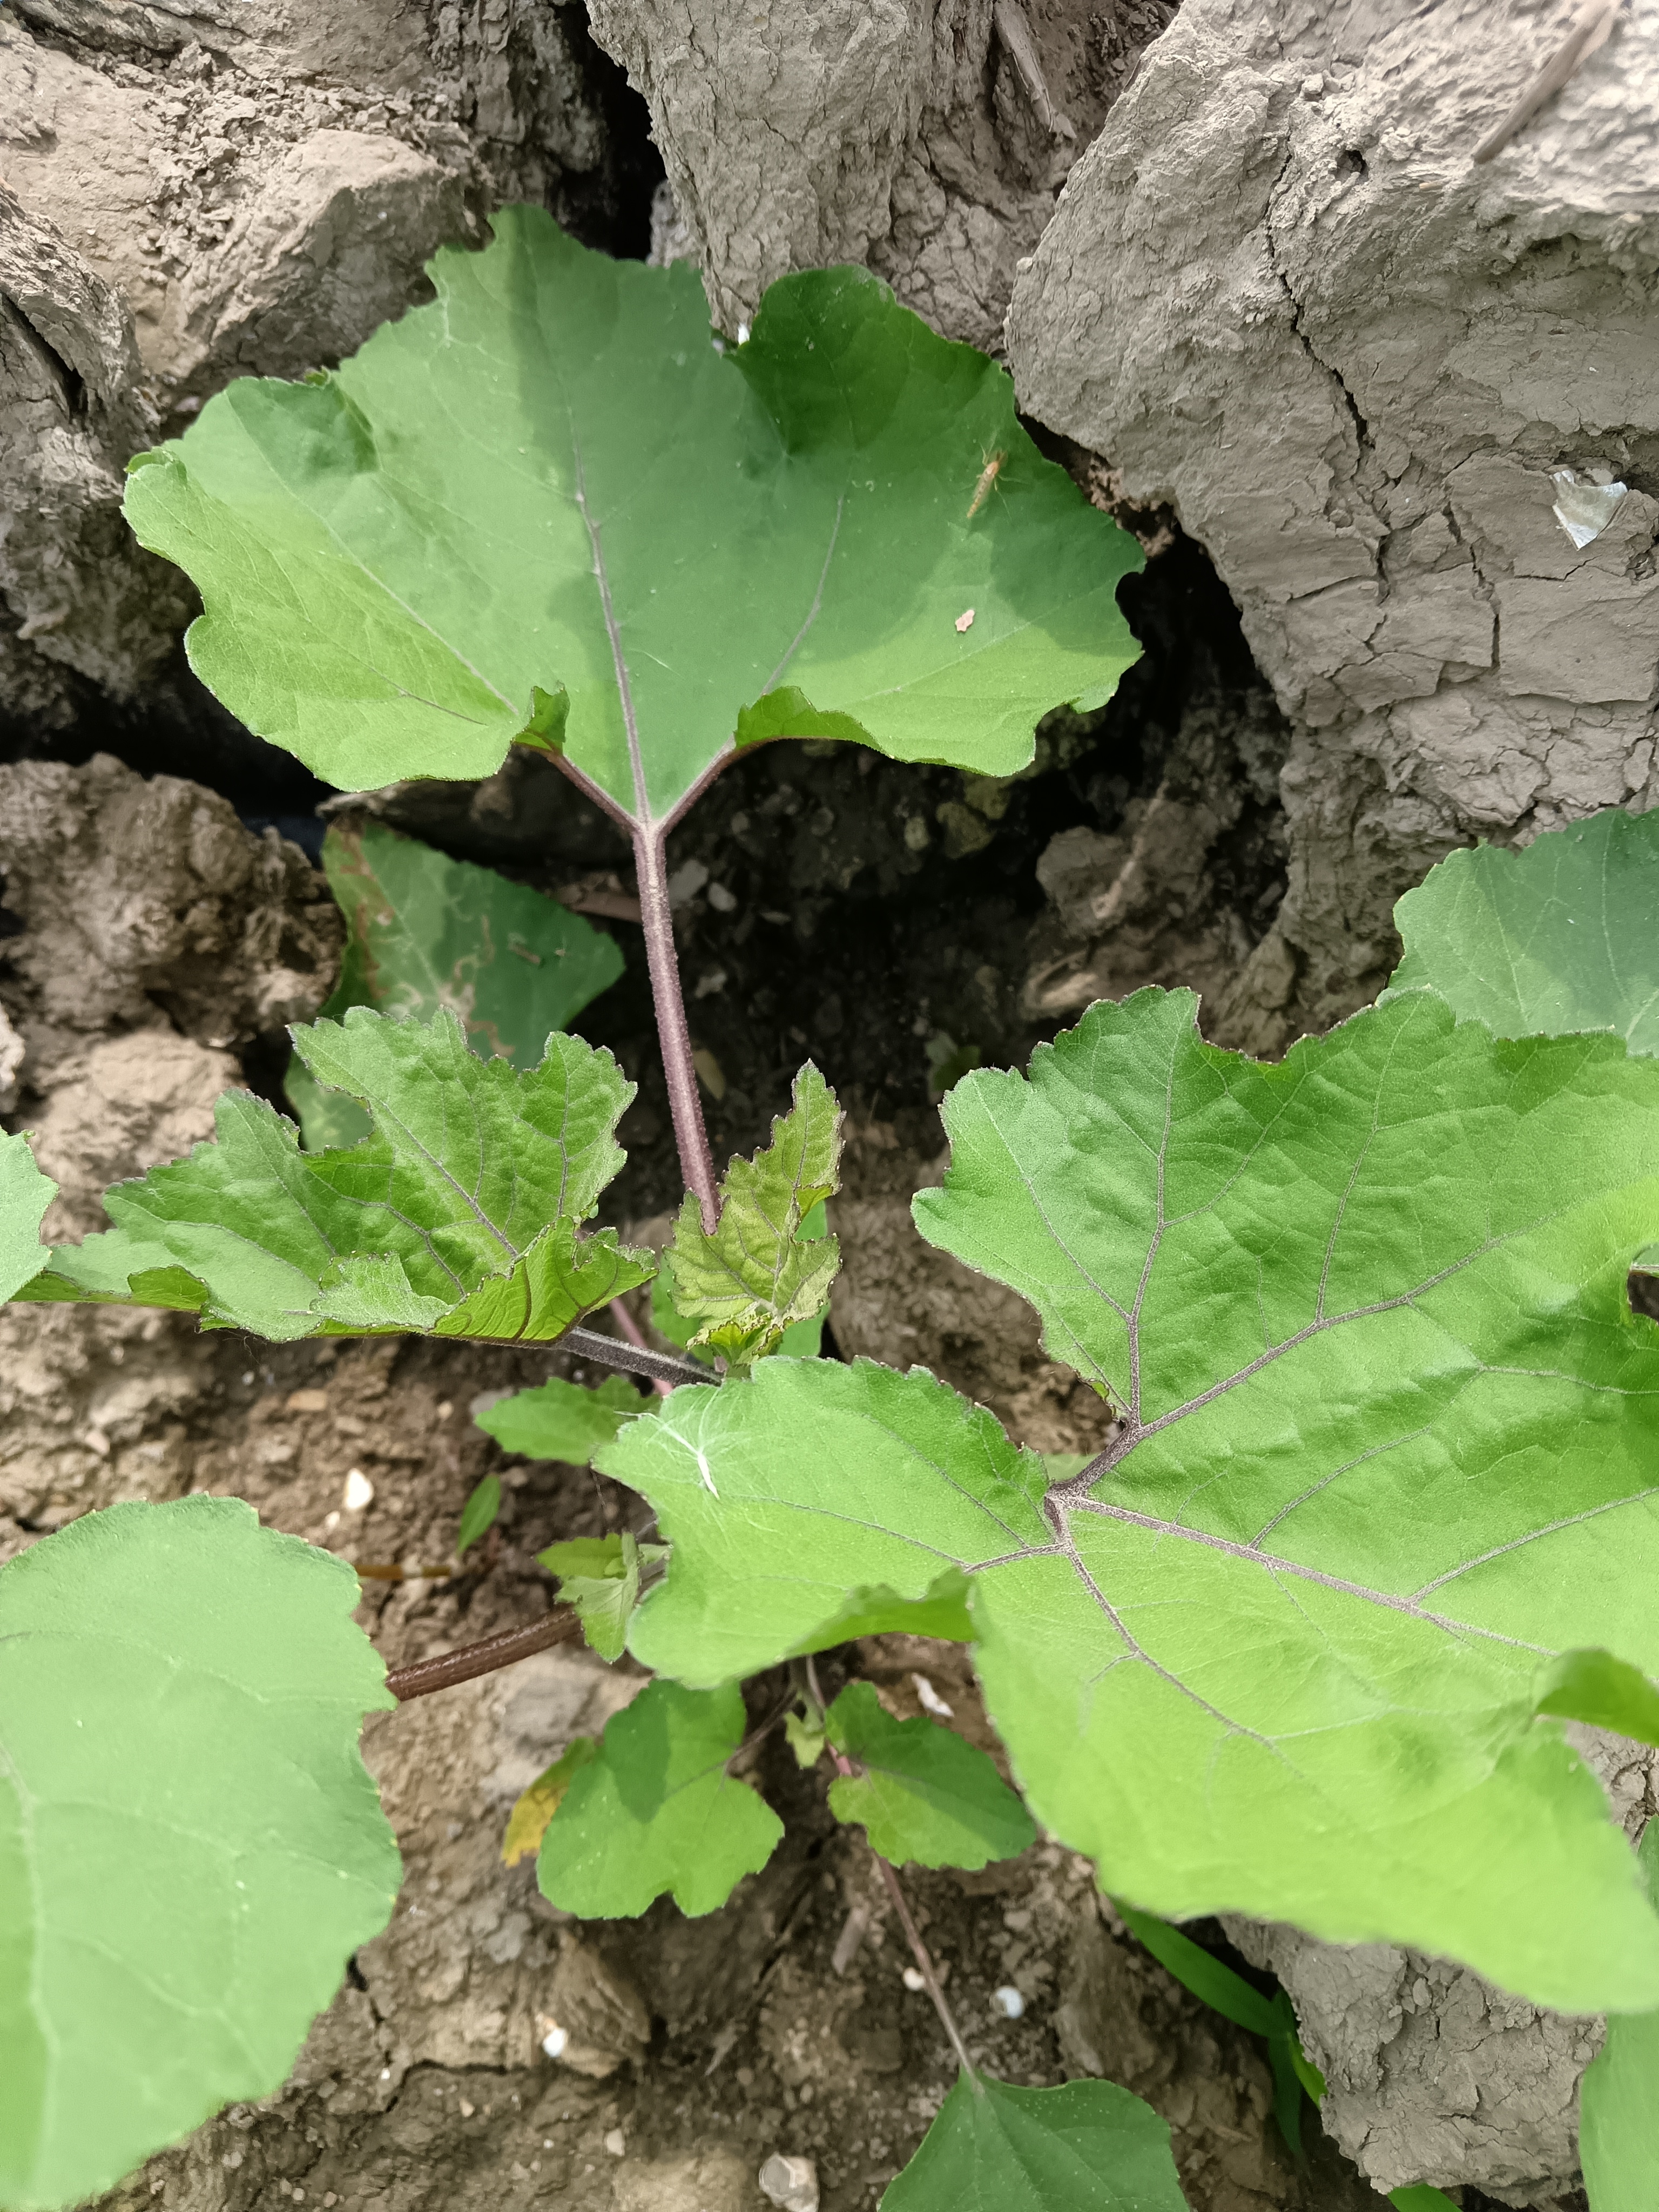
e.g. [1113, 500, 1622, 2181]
[880, 2075, 1189, 2212]
[537, 1531, 666, 1662]
[286, 819, 625, 1150]
[124, 207, 1142, 818]
[824, 1681, 1035, 1869]
[22, 1009, 650, 1343]
[536, 1680, 781, 1917]
[1579, 1819, 1659, 2211]
[0, 1496, 399, 2211]
[610, 990, 1659, 2010]
[666, 1063, 841, 1365]
[0, 1131, 53, 1301]
[1388, 806, 1659, 1050]
[477, 1374, 646, 1465]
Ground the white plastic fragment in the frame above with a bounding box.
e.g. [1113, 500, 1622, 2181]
[1552, 467, 1627, 549]
[912, 1672, 955, 1718]
[902, 1966, 926, 1992]
[342, 1468, 374, 1511]
[759, 2153, 820, 2211]
[992, 1984, 1026, 2019]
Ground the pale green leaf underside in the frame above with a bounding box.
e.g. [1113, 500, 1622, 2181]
[880, 2075, 1189, 2212]
[123, 207, 1143, 819]
[537, 1530, 664, 1662]
[15, 1008, 651, 1344]
[286, 817, 625, 1151]
[609, 990, 1659, 2010]
[0, 1496, 399, 2211]
[536, 1680, 781, 1917]
[0, 1131, 55, 1303]
[666, 1062, 842, 1365]
[1388, 806, 1659, 1051]
[1579, 1821, 1659, 2210]
[479, 1373, 645, 1465]
[825, 1681, 1035, 1870]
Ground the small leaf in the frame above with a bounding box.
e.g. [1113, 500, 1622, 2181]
[0, 1130, 54, 1301]
[1387, 2193, 1461, 2212]
[880, 2073, 1190, 2211]
[285, 819, 625, 1152]
[125, 211, 1143, 818]
[0, 1496, 400, 2211]
[501, 1739, 597, 1868]
[1579, 1820, 1659, 2211]
[665, 1064, 842, 1368]
[537, 1529, 665, 1662]
[1535, 1648, 1659, 1746]
[23, 1008, 652, 1345]
[456, 1474, 501, 1559]
[784, 1708, 827, 1768]
[537, 1680, 782, 1917]
[478, 1374, 646, 1466]
[1388, 805, 1659, 1052]
[825, 1681, 1035, 1870]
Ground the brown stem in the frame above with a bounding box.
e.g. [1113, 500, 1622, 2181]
[385, 1608, 582, 1701]
[634, 821, 719, 1231]
[609, 1294, 673, 1400]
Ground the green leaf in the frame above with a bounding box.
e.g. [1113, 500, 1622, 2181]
[1387, 2193, 1460, 2212]
[124, 208, 1142, 821]
[455, 1473, 501, 1559]
[477, 1373, 646, 1465]
[880, 2074, 1189, 2212]
[1580, 1820, 1659, 2212]
[0, 1495, 399, 2211]
[1535, 1648, 1659, 1746]
[824, 1680, 1035, 1870]
[501, 1738, 597, 1868]
[285, 818, 625, 1153]
[1388, 806, 1659, 1052]
[537, 1529, 666, 1662]
[604, 1359, 1039, 1687]
[537, 1680, 782, 1917]
[784, 1707, 827, 1768]
[665, 1063, 842, 1367]
[608, 989, 1659, 2012]
[0, 1131, 53, 1301]
[23, 1008, 652, 1345]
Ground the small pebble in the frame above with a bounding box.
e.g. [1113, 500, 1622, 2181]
[459, 2100, 475, 2118]
[542, 2025, 569, 2059]
[759, 2152, 820, 2212]
[992, 1985, 1026, 2019]
[912, 1673, 954, 1718]
[707, 881, 738, 913]
[603, 2128, 626, 2157]
[342, 1468, 374, 1511]
[902, 1967, 926, 1992]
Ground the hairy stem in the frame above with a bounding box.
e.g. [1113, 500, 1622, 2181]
[385, 1608, 581, 1701]
[634, 821, 719, 1231]
[558, 1323, 707, 1390]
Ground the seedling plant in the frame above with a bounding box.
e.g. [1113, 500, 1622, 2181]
[3, 211, 1659, 2211]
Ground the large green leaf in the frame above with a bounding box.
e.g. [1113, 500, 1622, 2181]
[880, 2075, 1189, 2212]
[1388, 807, 1659, 1051]
[1579, 1819, 1659, 2211]
[0, 1495, 399, 2211]
[0, 1131, 53, 1301]
[665, 1063, 841, 1366]
[286, 818, 625, 1152]
[536, 1680, 782, 1917]
[17, 1007, 651, 1344]
[123, 208, 1142, 820]
[824, 1681, 1035, 1870]
[607, 989, 1659, 2011]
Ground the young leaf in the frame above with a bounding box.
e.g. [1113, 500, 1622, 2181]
[18, 1008, 652, 1344]
[785, 1706, 827, 1768]
[285, 818, 625, 1152]
[0, 1495, 400, 2212]
[123, 208, 1142, 818]
[1579, 1819, 1659, 2211]
[1387, 2194, 1460, 2212]
[537, 1680, 782, 1917]
[477, 1373, 646, 1466]
[824, 1680, 1036, 1870]
[501, 1738, 597, 1868]
[652, 1219, 827, 1359]
[608, 990, 1659, 2012]
[455, 1473, 501, 1559]
[665, 1063, 842, 1366]
[1, 1129, 53, 1301]
[880, 2074, 1190, 2212]
[537, 1529, 666, 1662]
[1388, 805, 1659, 1051]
